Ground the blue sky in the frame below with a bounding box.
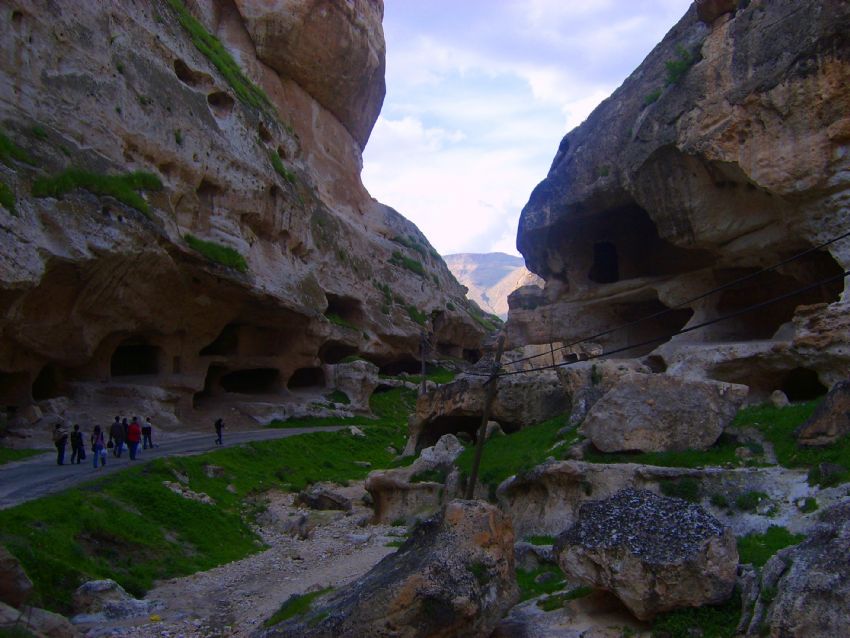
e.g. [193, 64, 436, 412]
[362, 0, 693, 256]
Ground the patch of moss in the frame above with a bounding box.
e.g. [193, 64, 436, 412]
[409, 468, 447, 484]
[184, 234, 248, 272]
[659, 477, 701, 503]
[263, 587, 332, 627]
[270, 150, 296, 184]
[0, 180, 16, 215]
[651, 589, 741, 637]
[737, 525, 804, 567]
[516, 565, 566, 602]
[0, 130, 35, 166]
[405, 304, 427, 326]
[665, 44, 699, 86]
[31, 169, 162, 216]
[389, 250, 426, 277]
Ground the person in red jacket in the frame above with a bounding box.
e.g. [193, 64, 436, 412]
[127, 416, 142, 460]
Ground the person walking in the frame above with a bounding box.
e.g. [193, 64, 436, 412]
[127, 417, 142, 460]
[214, 418, 224, 445]
[142, 416, 154, 449]
[110, 417, 125, 458]
[52, 422, 69, 465]
[91, 425, 106, 469]
[69, 424, 85, 464]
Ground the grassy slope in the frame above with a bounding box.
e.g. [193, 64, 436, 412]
[0, 389, 414, 613]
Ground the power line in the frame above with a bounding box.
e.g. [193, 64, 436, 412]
[501, 228, 850, 370]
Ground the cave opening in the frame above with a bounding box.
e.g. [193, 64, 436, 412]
[608, 298, 694, 356]
[588, 241, 620, 284]
[287, 367, 325, 389]
[781, 367, 828, 402]
[463, 349, 483, 364]
[325, 294, 363, 325]
[319, 341, 359, 365]
[416, 415, 518, 452]
[379, 359, 421, 376]
[32, 365, 65, 401]
[220, 368, 280, 394]
[200, 324, 239, 357]
[192, 364, 226, 408]
[111, 340, 160, 377]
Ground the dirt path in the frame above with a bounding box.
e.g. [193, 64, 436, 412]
[80, 486, 400, 638]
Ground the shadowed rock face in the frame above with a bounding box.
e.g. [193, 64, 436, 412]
[0, 2, 484, 428]
[510, 0, 850, 398]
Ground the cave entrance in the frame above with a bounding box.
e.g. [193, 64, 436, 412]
[32, 365, 65, 401]
[326, 293, 363, 326]
[608, 298, 694, 356]
[192, 364, 226, 408]
[287, 367, 325, 389]
[111, 340, 160, 377]
[781, 367, 827, 402]
[416, 415, 518, 452]
[463, 349, 483, 364]
[200, 324, 239, 357]
[319, 341, 358, 365]
[220, 368, 280, 394]
[588, 242, 620, 284]
[379, 359, 421, 376]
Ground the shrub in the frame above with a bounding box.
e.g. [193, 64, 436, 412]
[0, 130, 35, 166]
[405, 304, 427, 326]
[800, 497, 818, 513]
[184, 234, 248, 272]
[389, 251, 426, 277]
[644, 89, 662, 105]
[665, 45, 698, 86]
[651, 588, 741, 637]
[165, 0, 274, 113]
[32, 169, 162, 216]
[0, 180, 16, 215]
[659, 477, 701, 502]
[29, 125, 48, 140]
[735, 491, 767, 512]
[270, 150, 296, 184]
[524, 535, 555, 546]
[325, 312, 356, 330]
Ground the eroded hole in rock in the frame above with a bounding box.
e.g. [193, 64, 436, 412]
[258, 122, 272, 143]
[200, 324, 239, 357]
[608, 298, 693, 356]
[588, 241, 619, 284]
[379, 359, 420, 376]
[220, 368, 280, 394]
[288, 367, 325, 389]
[173, 59, 209, 88]
[32, 365, 65, 401]
[111, 340, 160, 377]
[463, 349, 483, 363]
[781, 367, 827, 402]
[417, 416, 482, 451]
[326, 294, 363, 326]
[643, 355, 668, 373]
[207, 91, 234, 118]
[319, 341, 358, 365]
[0, 371, 31, 406]
[196, 178, 223, 208]
[277, 144, 290, 161]
[269, 184, 279, 200]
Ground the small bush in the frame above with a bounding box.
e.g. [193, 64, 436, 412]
[0, 130, 36, 166]
[32, 169, 162, 216]
[800, 497, 818, 513]
[710, 493, 729, 509]
[325, 312, 356, 330]
[30, 125, 48, 140]
[735, 491, 767, 512]
[270, 150, 296, 184]
[651, 588, 741, 637]
[515, 566, 566, 602]
[659, 477, 701, 502]
[737, 525, 804, 567]
[405, 304, 427, 326]
[184, 234, 248, 272]
[264, 587, 332, 627]
[389, 251, 426, 277]
[644, 89, 662, 105]
[446, 301, 456, 311]
[174, 129, 183, 145]
[665, 45, 698, 86]
[0, 180, 16, 215]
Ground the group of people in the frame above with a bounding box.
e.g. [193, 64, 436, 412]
[52, 416, 156, 468]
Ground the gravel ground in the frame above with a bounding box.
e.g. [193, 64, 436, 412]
[78, 484, 402, 638]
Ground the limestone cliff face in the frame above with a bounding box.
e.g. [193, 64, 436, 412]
[0, 0, 483, 426]
[444, 253, 543, 319]
[510, 0, 850, 398]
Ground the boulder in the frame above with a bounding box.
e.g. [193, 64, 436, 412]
[580, 374, 747, 453]
[72, 579, 158, 622]
[323, 360, 380, 412]
[0, 546, 33, 608]
[796, 380, 850, 446]
[554, 488, 738, 621]
[770, 390, 790, 409]
[740, 501, 850, 636]
[0, 600, 80, 637]
[695, 0, 738, 24]
[261, 500, 518, 638]
[513, 542, 555, 572]
[296, 485, 352, 512]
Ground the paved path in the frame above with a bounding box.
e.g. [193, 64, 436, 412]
[0, 426, 343, 510]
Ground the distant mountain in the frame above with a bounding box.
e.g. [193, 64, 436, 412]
[444, 253, 543, 319]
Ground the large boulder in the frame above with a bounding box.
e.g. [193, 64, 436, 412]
[695, 0, 738, 24]
[0, 546, 33, 608]
[71, 579, 159, 622]
[261, 500, 518, 637]
[580, 374, 747, 453]
[740, 501, 850, 636]
[296, 485, 352, 512]
[554, 489, 738, 621]
[796, 380, 850, 446]
[0, 600, 80, 638]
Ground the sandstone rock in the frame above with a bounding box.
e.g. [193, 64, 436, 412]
[323, 360, 380, 412]
[72, 579, 159, 622]
[414, 432, 464, 468]
[514, 542, 555, 572]
[740, 501, 850, 636]
[796, 380, 850, 446]
[554, 489, 738, 621]
[695, 0, 737, 24]
[296, 485, 352, 512]
[0, 600, 81, 638]
[580, 374, 747, 453]
[261, 500, 518, 637]
[0, 546, 33, 608]
[770, 389, 790, 409]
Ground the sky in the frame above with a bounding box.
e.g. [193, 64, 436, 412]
[361, 0, 693, 257]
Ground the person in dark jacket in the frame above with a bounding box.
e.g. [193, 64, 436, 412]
[214, 418, 224, 445]
[52, 422, 69, 465]
[69, 424, 85, 464]
[110, 417, 125, 458]
[91, 425, 106, 469]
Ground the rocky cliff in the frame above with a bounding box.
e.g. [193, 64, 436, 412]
[0, 0, 485, 428]
[444, 252, 542, 319]
[510, 0, 850, 400]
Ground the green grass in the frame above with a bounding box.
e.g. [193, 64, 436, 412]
[455, 415, 576, 496]
[325, 390, 350, 405]
[524, 535, 555, 546]
[516, 566, 566, 602]
[400, 367, 457, 386]
[583, 433, 744, 468]
[31, 169, 162, 216]
[0, 389, 414, 614]
[644, 89, 662, 105]
[0, 448, 42, 465]
[184, 234, 248, 273]
[270, 150, 296, 184]
[325, 312, 357, 330]
[405, 304, 427, 326]
[0, 180, 16, 215]
[0, 627, 37, 638]
[800, 497, 818, 513]
[0, 130, 35, 166]
[166, 0, 274, 114]
[651, 589, 741, 638]
[665, 44, 698, 86]
[734, 490, 767, 512]
[659, 477, 701, 502]
[537, 586, 593, 611]
[269, 387, 416, 430]
[737, 525, 804, 567]
[264, 587, 332, 627]
[409, 468, 447, 484]
[389, 251, 426, 277]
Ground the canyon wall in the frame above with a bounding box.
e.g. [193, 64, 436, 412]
[444, 253, 542, 319]
[509, 0, 850, 399]
[0, 0, 484, 427]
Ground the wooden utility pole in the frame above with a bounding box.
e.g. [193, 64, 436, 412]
[419, 330, 428, 396]
[465, 334, 506, 499]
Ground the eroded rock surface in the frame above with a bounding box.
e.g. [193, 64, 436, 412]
[0, 545, 33, 608]
[554, 488, 738, 621]
[261, 499, 518, 638]
[579, 374, 747, 453]
[796, 380, 850, 446]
